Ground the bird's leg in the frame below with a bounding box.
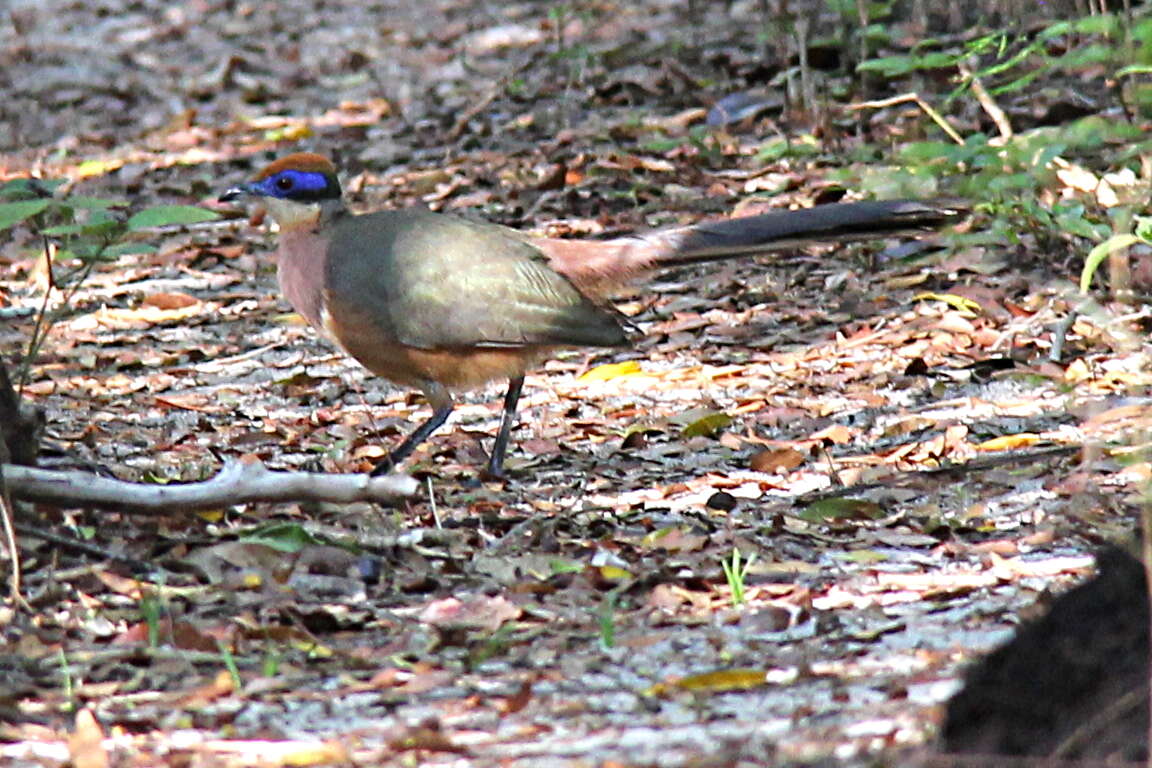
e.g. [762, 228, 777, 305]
[370, 384, 454, 476]
[485, 376, 525, 480]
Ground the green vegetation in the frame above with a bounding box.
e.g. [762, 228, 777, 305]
[0, 178, 218, 385]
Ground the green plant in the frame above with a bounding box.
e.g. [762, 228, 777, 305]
[721, 547, 756, 608]
[139, 592, 163, 649]
[261, 649, 281, 678]
[57, 647, 77, 713]
[216, 637, 243, 690]
[468, 623, 516, 669]
[547, 3, 596, 95]
[598, 589, 619, 649]
[0, 176, 219, 386]
[858, 16, 1127, 88]
[1081, 214, 1152, 293]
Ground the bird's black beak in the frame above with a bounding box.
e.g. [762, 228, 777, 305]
[218, 183, 256, 203]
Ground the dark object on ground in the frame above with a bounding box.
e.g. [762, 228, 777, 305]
[220, 153, 966, 477]
[0, 359, 43, 467]
[941, 546, 1149, 761]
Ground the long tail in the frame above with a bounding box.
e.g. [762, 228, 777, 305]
[541, 199, 968, 297]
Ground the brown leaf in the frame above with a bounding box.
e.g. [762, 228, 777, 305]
[178, 669, 235, 707]
[142, 291, 199, 310]
[419, 595, 521, 631]
[68, 708, 109, 768]
[748, 447, 805, 473]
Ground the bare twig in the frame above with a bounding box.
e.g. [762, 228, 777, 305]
[1049, 308, 1080, 363]
[958, 63, 1013, 141]
[849, 92, 965, 145]
[0, 357, 41, 606]
[0, 451, 22, 605]
[3, 458, 418, 513]
[12, 522, 154, 573]
[792, 444, 1082, 508]
[447, 53, 541, 142]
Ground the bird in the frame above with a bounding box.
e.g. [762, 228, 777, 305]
[220, 153, 966, 478]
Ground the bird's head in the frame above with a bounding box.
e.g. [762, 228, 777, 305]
[220, 153, 343, 228]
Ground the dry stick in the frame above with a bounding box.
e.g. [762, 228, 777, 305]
[0, 362, 27, 605]
[791, 444, 1082, 507]
[3, 459, 418, 513]
[0, 455, 20, 605]
[447, 53, 541, 142]
[849, 93, 966, 145]
[794, 15, 813, 117]
[1050, 686, 1148, 759]
[1048, 308, 1081, 363]
[19, 236, 103, 390]
[854, 0, 869, 105]
[923, 753, 1150, 767]
[814, 442, 845, 487]
[12, 522, 154, 574]
[958, 63, 1013, 141]
[18, 237, 57, 391]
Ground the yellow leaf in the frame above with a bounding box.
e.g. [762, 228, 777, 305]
[196, 509, 226, 523]
[598, 565, 633, 581]
[273, 312, 311, 326]
[976, 433, 1041, 451]
[75, 158, 126, 178]
[264, 123, 314, 142]
[913, 292, 981, 315]
[674, 668, 769, 692]
[578, 360, 643, 381]
[295, 640, 333, 658]
[280, 742, 350, 766]
[1064, 358, 1092, 384]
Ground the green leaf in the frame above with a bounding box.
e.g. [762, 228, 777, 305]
[796, 498, 885, 522]
[679, 411, 733, 438]
[1055, 211, 1106, 241]
[126, 205, 220, 231]
[0, 199, 51, 230]
[857, 50, 956, 76]
[1117, 64, 1152, 78]
[67, 196, 129, 210]
[41, 215, 120, 238]
[102, 242, 155, 258]
[0, 177, 63, 201]
[241, 522, 321, 553]
[549, 559, 584, 575]
[39, 223, 89, 236]
[1081, 234, 1141, 293]
[1133, 216, 1152, 241]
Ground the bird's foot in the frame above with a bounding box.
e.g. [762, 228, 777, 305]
[369, 454, 401, 477]
[479, 454, 511, 484]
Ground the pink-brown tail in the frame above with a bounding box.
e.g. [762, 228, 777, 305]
[540, 199, 967, 297]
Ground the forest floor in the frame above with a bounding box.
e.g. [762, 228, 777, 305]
[1, 1, 1149, 766]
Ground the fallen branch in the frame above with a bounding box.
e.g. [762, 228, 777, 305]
[3, 458, 418, 513]
[13, 522, 155, 573]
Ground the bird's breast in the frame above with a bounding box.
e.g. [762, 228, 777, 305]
[275, 228, 330, 330]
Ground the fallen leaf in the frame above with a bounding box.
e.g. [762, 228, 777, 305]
[68, 708, 109, 768]
[579, 360, 643, 381]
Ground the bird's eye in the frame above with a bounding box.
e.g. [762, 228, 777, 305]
[275, 175, 294, 191]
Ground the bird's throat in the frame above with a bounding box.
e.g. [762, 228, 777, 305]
[263, 197, 323, 231]
[275, 226, 330, 331]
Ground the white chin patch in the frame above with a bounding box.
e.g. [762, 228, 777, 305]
[264, 197, 320, 229]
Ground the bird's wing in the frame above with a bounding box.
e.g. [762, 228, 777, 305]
[326, 210, 628, 350]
